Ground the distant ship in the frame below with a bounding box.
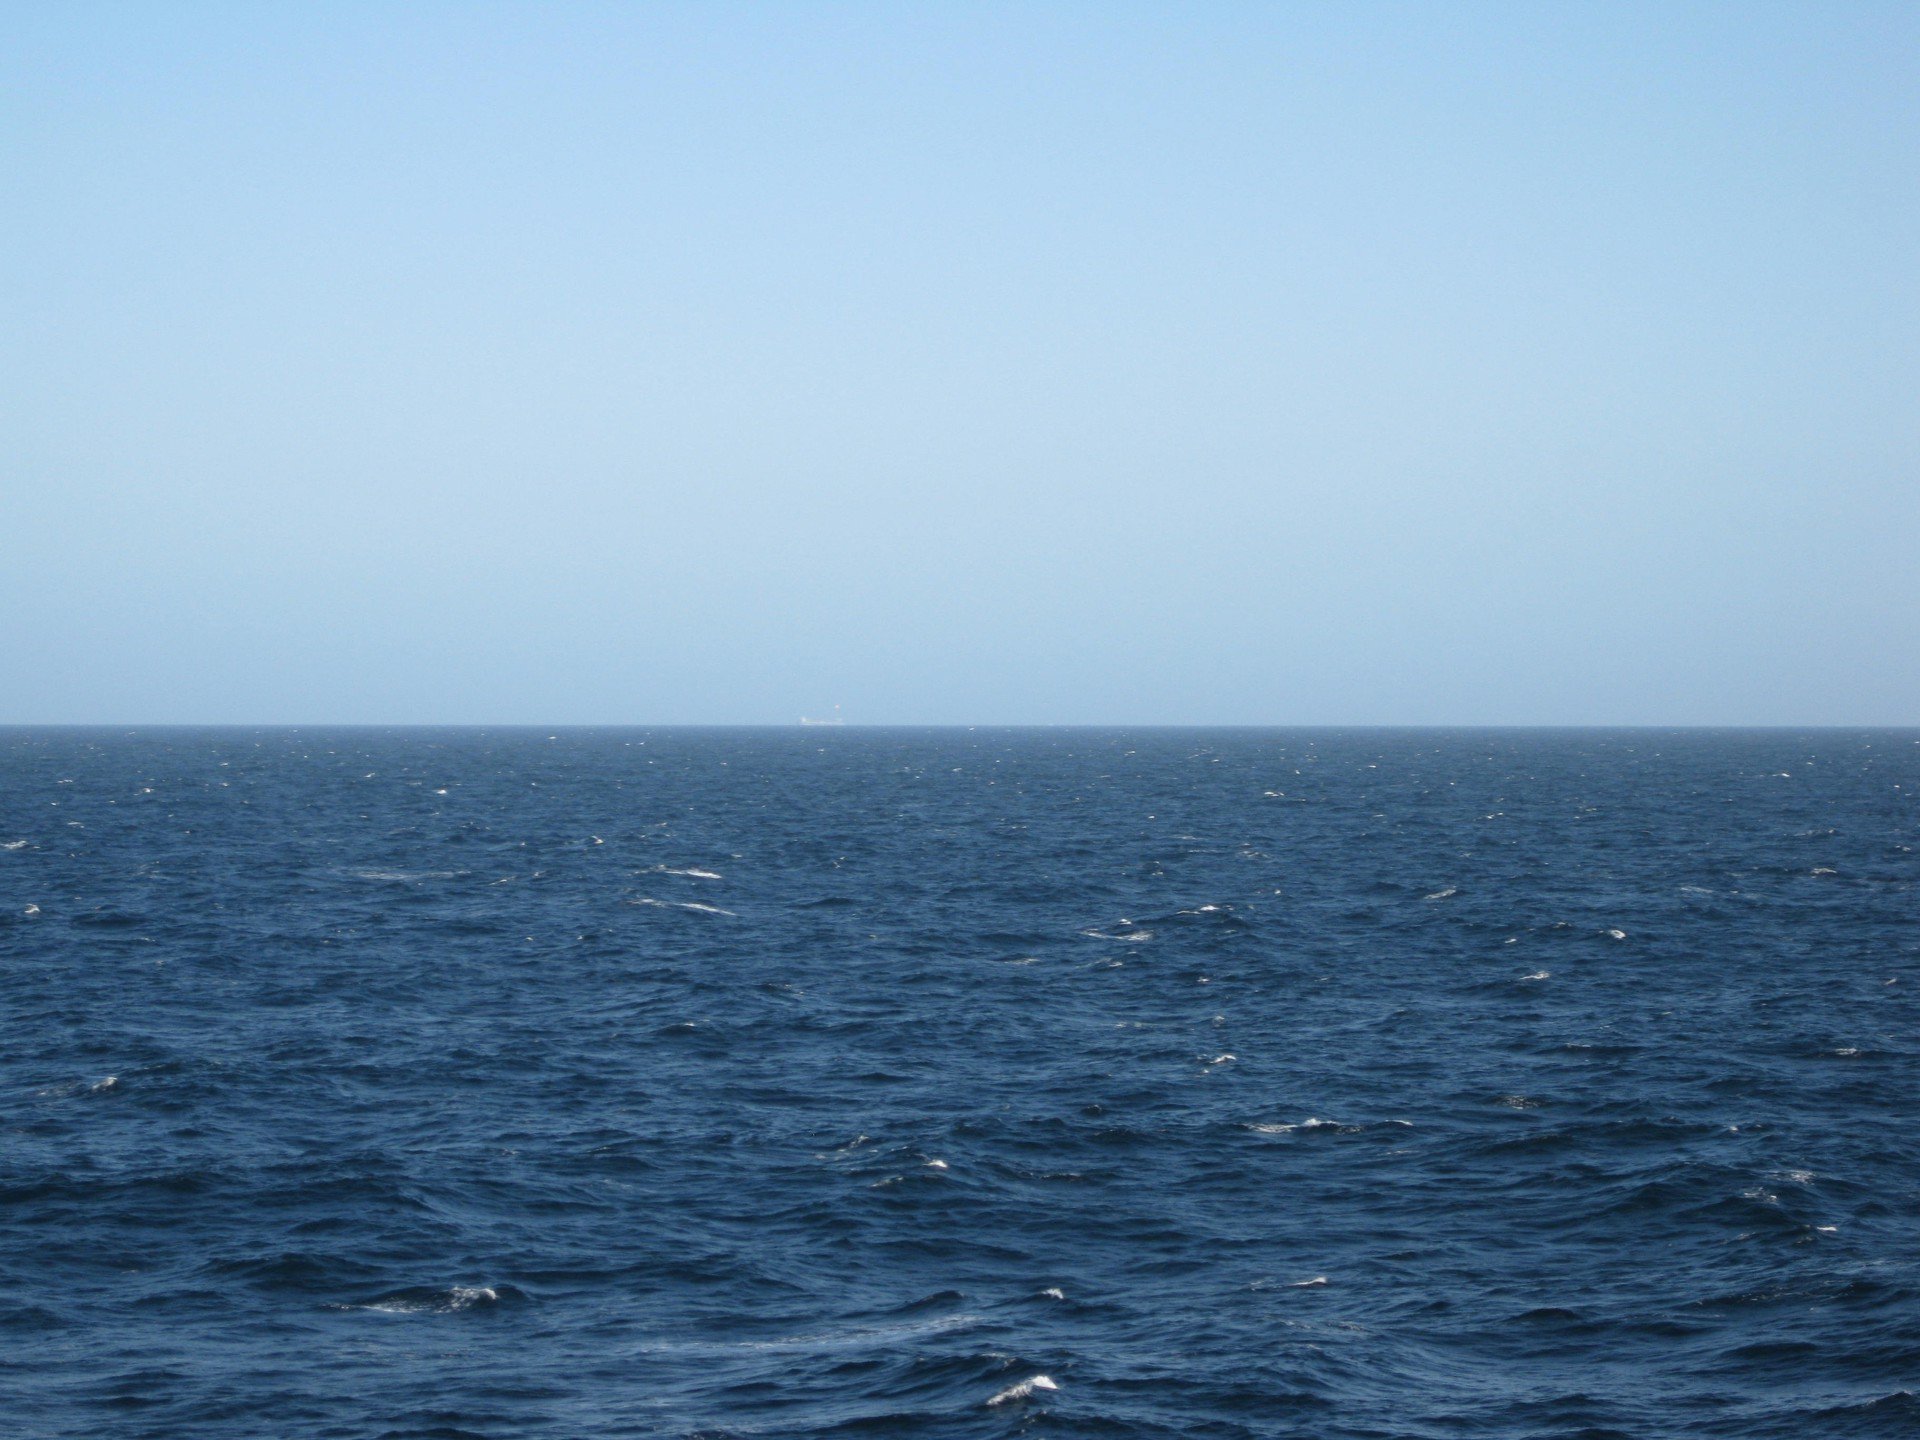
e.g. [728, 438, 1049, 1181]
[799, 705, 845, 727]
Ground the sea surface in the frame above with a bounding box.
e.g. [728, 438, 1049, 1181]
[2, 727, 1916, 1439]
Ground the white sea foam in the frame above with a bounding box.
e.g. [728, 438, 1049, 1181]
[1290, 1276, 1329, 1287]
[1040, 1287, 1065, 1300]
[1424, 887, 1457, 901]
[925, 1159, 949, 1170]
[354, 1285, 500, 1314]
[1, 839, 27, 851]
[1520, 970, 1551, 982]
[816, 1134, 870, 1160]
[89, 1075, 119, 1094]
[23, 904, 40, 916]
[987, 1375, 1058, 1406]
[655, 866, 723, 880]
[1606, 928, 1627, 940]
[628, 898, 737, 916]
[1082, 925, 1153, 942]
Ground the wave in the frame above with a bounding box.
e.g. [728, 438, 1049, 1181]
[986, 1375, 1057, 1406]
[335, 1284, 524, 1315]
[626, 897, 738, 916]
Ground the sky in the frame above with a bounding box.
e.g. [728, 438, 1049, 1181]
[3, 2, 1915, 725]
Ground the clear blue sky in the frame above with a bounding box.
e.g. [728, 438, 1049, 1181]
[4, 2, 1914, 724]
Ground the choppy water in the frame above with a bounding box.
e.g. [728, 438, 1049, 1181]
[3, 727, 1917, 1439]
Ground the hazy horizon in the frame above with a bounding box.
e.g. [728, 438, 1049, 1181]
[6, 3, 1915, 727]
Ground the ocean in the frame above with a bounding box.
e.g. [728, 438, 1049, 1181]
[2, 727, 1915, 1438]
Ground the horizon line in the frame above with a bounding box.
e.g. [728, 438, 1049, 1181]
[1, 721, 1915, 732]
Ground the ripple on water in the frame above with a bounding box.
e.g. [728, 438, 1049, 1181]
[2, 726, 1915, 1439]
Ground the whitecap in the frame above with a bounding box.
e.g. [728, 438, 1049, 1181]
[987, 1375, 1058, 1406]
[1, 839, 27, 851]
[1605, 928, 1627, 940]
[1520, 970, 1551, 982]
[1040, 1287, 1065, 1300]
[23, 903, 40, 917]
[1290, 1276, 1329, 1287]
[1082, 925, 1153, 942]
[1423, 887, 1457, 901]
[348, 1285, 502, 1315]
[628, 898, 737, 916]
[816, 1134, 870, 1159]
[89, 1075, 119, 1094]
[654, 866, 723, 880]
[1250, 1118, 1351, 1134]
[925, 1159, 949, 1170]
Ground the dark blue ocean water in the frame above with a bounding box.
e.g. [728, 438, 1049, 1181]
[3, 728, 1916, 1439]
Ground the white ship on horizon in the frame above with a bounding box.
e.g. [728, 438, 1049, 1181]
[799, 705, 845, 727]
